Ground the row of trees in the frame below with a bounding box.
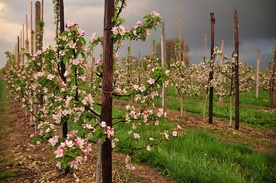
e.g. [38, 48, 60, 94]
[2, 1, 178, 182]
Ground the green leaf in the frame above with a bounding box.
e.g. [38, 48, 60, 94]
[66, 150, 77, 158]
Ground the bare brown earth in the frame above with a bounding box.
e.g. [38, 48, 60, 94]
[1, 99, 275, 182]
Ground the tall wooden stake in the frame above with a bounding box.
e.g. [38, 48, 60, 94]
[22, 25, 25, 50]
[30, 1, 34, 54]
[17, 36, 20, 69]
[234, 10, 240, 130]
[204, 33, 207, 62]
[243, 44, 247, 65]
[42, 0, 44, 21]
[101, 0, 114, 182]
[56, 0, 69, 175]
[149, 30, 152, 60]
[209, 12, 215, 125]
[270, 47, 276, 108]
[26, 15, 29, 52]
[20, 30, 22, 64]
[35, 1, 41, 52]
[219, 40, 224, 104]
[256, 49, 260, 99]
[183, 39, 187, 64]
[15, 38, 19, 70]
[161, 21, 167, 112]
[178, 4, 182, 61]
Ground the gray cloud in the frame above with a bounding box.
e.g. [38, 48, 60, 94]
[1, 0, 275, 69]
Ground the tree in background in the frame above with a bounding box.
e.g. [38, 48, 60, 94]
[156, 38, 190, 67]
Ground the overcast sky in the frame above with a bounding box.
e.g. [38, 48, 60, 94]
[0, 0, 275, 69]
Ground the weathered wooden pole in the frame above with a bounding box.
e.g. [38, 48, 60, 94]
[234, 10, 240, 130]
[161, 21, 167, 112]
[243, 44, 247, 65]
[256, 49, 260, 98]
[17, 36, 20, 69]
[219, 39, 224, 104]
[35, 1, 41, 52]
[101, 0, 114, 182]
[58, 0, 68, 142]
[26, 15, 29, 52]
[42, 0, 44, 21]
[56, 0, 69, 174]
[209, 12, 215, 125]
[30, 1, 34, 54]
[204, 33, 207, 62]
[178, 5, 182, 61]
[22, 24, 25, 64]
[270, 48, 276, 108]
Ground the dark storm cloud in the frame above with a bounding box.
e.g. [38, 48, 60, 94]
[138, 0, 276, 67]
[0, 0, 275, 69]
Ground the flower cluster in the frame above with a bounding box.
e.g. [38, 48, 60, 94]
[30, 121, 56, 145]
[53, 130, 92, 170]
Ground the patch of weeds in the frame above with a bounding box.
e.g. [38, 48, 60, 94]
[0, 171, 16, 181]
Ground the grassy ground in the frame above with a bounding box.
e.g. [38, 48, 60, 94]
[115, 117, 276, 183]
[112, 86, 276, 182]
[157, 86, 276, 132]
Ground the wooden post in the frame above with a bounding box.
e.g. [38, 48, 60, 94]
[138, 51, 141, 85]
[183, 40, 187, 65]
[30, 1, 34, 54]
[26, 15, 29, 52]
[35, 1, 41, 52]
[161, 21, 167, 112]
[90, 51, 95, 90]
[20, 30, 22, 64]
[234, 10, 240, 130]
[209, 12, 215, 125]
[101, 1, 114, 182]
[219, 40, 224, 104]
[243, 44, 247, 65]
[17, 36, 20, 69]
[178, 5, 182, 61]
[22, 24, 25, 64]
[270, 48, 276, 108]
[42, 0, 44, 21]
[204, 33, 207, 63]
[256, 49, 260, 99]
[149, 30, 152, 60]
[58, 0, 68, 143]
